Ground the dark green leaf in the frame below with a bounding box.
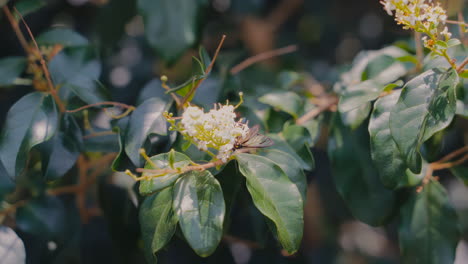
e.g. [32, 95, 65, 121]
[0, 57, 27, 86]
[0, 92, 58, 178]
[111, 117, 134, 171]
[282, 124, 315, 170]
[340, 102, 372, 130]
[267, 133, 313, 171]
[139, 151, 192, 195]
[338, 80, 383, 112]
[390, 68, 459, 173]
[259, 149, 307, 201]
[16, 195, 66, 240]
[0, 226, 26, 264]
[15, 0, 45, 17]
[139, 186, 178, 263]
[235, 153, 303, 253]
[259, 92, 303, 119]
[137, 0, 207, 62]
[328, 116, 396, 225]
[124, 97, 170, 167]
[36, 28, 89, 47]
[399, 180, 459, 264]
[49, 47, 108, 104]
[173, 170, 225, 257]
[369, 90, 408, 189]
[40, 114, 82, 181]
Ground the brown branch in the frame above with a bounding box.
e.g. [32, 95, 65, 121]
[436, 146, 468, 164]
[181, 35, 226, 108]
[66, 101, 135, 113]
[414, 31, 423, 72]
[457, 56, 468, 73]
[296, 95, 338, 125]
[2, 6, 30, 53]
[446, 19, 468, 27]
[230, 45, 298, 75]
[14, 7, 66, 113]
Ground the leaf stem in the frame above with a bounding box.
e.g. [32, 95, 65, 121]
[456, 56, 468, 73]
[230, 44, 298, 75]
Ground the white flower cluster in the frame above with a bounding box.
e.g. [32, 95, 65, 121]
[381, 0, 452, 46]
[179, 104, 249, 162]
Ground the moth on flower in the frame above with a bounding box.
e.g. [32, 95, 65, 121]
[165, 94, 273, 163]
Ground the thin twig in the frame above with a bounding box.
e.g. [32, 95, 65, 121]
[14, 7, 66, 113]
[457, 56, 468, 73]
[230, 45, 298, 75]
[437, 146, 468, 163]
[420, 146, 468, 188]
[181, 35, 226, 107]
[66, 101, 135, 113]
[446, 19, 468, 27]
[2, 6, 30, 53]
[296, 95, 338, 125]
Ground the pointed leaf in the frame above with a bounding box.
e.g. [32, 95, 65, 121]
[390, 68, 459, 173]
[40, 114, 82, 181]
[0, 92, 58, 178]
[235, 153, 303, 253]
[15, 0, 45, 17]
[173, 170, 225, 257]
[0, 226, 26, 264]
[399, 180, 459, 264]
[139, 186, 178, 263]
[139, 151, 192, 195]
[124, 97, 170, 167]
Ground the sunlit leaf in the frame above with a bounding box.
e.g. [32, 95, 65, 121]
[0, 92, 58, 178]
[390, 68, 459, 173]
[173, 170, 225, 257]
[235, 153, 303, 253]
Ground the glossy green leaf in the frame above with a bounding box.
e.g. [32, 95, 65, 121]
[139, 187, 178, 263]
[390, 68, 459, 173]
[235, 153, 303, 253]
[399, 180, 459, 264]
[363, 54, 409, 84]
[282, 124, 315, 170]
[0, 226, 26, 264]
[338, 80, 383, 112]
[369, 90, 408, 189]
[139, 151, 192, 195]
[259, 92, 304, 119]
[40, 114, 82, 181]
[0, 92, 58, 178]
[0, 57, 27, 86]
[340, 102, 371, 130]
[49, 47, 108, 104]
[16, 195, 66, 240]
[15, 0, 45, 17]
[329, 116, 396, 225]
[137, 0, 206, 62]
[173, 170, 225, 257]
[36, 28, 89, 47]
[259, 149, 307, 201]
[267, 133, 313, 171]
[124, 97, 171, 167]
